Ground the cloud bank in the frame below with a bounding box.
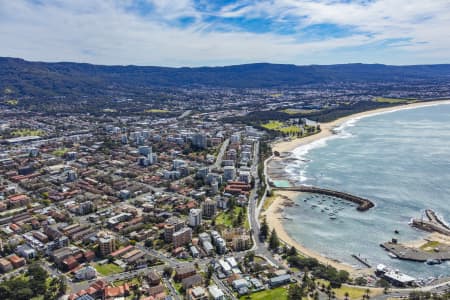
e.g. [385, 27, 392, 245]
[0, 0, 449, 66]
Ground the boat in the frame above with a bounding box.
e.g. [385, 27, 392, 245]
[330, 216, 337, 220]
[394, 230, 400, 234]
[426, 259, 442, 265]
[387, 252, 397, 258]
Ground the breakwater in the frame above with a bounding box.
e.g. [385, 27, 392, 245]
[411, 209, 450, 236]
[275, 185, 375, 211]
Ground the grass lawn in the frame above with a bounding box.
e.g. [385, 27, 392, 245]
[420, 240, 442, 252]
[216, 207, 249, 229]
[240, 287, 289, 300]
[261, 120, 302, 136]
[279, 126, 301, 135]
[316, 279, 382, 300]
[5, 99, 18, 105]
[261, 120, 284, 130]
[113, 277, 139, 286]
[94, 263, 124, 276]
[52, 148, 69, 157]
[254, 256, 267, 264]
[282, 108, 319, 115]
[262, 195, 276, 211]
[334, 285, 382, 300]
[12, 129, 44, 137]
[270, 93, 283, 98]
[374, 97, 416, 104]
[173, 281, 183, 294]
[145, 109, 170, 113]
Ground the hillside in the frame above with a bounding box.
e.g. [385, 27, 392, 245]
[1, 57, 450, 97]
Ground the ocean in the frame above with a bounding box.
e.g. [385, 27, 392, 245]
[282, 103, 450, 278]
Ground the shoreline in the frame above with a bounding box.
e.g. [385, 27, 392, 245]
[263, 190, 371, 276]
[265, 99, 450, 275]
[272, 99, 450, 153]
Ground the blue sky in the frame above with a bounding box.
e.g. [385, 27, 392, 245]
[0, 0, 449, 66]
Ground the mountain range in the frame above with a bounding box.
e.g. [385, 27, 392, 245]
[1, 57, 450, 97]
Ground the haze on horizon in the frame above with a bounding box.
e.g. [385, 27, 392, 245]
[1, 0, 450, 67]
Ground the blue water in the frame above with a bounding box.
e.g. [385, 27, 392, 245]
[283, 103, 450, 278]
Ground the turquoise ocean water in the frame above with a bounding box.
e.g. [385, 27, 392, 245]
[283, 103, 450, 278]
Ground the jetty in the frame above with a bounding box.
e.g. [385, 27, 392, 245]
[275, 185, 375, 211]
[411, 209, 450, 236]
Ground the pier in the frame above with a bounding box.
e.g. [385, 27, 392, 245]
[351, 254, 372, 268]
[275, 185, 375, 211]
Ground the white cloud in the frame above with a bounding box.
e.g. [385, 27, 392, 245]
[0, 0, 448, 66]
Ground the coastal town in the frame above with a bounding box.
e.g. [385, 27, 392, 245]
[1, 97, 450, 300]
[3, 0, 450, 298]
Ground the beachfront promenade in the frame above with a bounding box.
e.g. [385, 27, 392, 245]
[272, 185, 375, 211]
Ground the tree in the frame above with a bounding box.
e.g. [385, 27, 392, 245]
[144, 239, 153, 248]
[0, 286, 11, 299]
[287, 246, 298, 257]
[376, 278, 390, 289]
[206, 265, 214, 285]
[326, 284, 332, 300]
[314, 291, 320, 300]
[354, 277, 367, 286]
[57, 275, 67, 296]
[260, 217, 269, 240]
[163, 266, 173, 278]
[16, 287, 33, 300]
[288, 284, 304, 300]
[244, 251, 255, 263]
[268, 229, 280, 250]
[28, 263, 48, 296]
[365, 289, 371, 300]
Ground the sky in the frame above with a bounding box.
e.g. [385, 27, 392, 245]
[0, 0, 449, 66]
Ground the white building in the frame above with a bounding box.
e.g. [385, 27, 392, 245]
[208, 285, 225, 300]
[74, 265, 97, 281]
[189, 209, 202, 227]
[223, 166, 236, 182]
[192, 133, 207, 149]
[238, 171, 251, 184]
[230, 133, 240, 144]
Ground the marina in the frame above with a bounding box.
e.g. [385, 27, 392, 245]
[275, 185, 375, 211]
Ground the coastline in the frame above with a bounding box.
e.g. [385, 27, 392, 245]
[263, 190, 370, 276]
[265, 99, 450, 275]
[272, 99, 450, 154]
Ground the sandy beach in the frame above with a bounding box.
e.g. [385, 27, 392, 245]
[265, 99, 450, 276]
[263, 190, 371, 276]
[272, 99, 450, 154]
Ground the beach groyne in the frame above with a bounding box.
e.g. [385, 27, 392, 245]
[275, 185, 375, 211]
